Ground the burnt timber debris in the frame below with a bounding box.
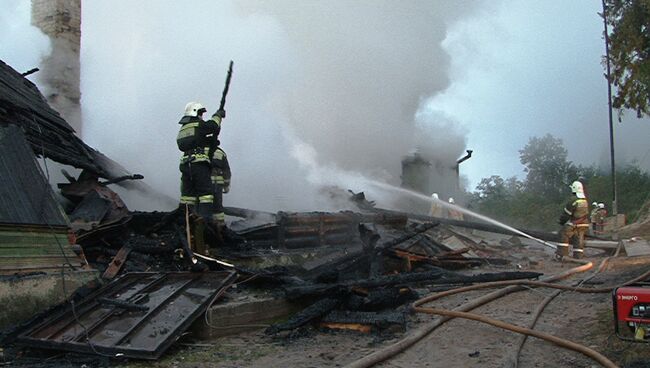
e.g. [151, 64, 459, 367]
[0, 58, 550, 363]
[0, 59, 128, 179]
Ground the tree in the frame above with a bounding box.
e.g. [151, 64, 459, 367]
[605, 0, 650, 117]
[475, 175, 508, 200]
[519, 134, 574, 202]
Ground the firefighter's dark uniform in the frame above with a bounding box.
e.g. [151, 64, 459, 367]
[210, 146, 231, 226]
[557, 196, 590, 259]
[177, 114, 222, 221]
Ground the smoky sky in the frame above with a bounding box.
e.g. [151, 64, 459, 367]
[430, 0, 650, 189]
[80, 0, 475, 211]
[4, 0, 649, 213]
[0, 1, 49, 74]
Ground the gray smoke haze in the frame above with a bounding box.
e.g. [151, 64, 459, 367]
[36, 37, 82, 134]
[431, 0, 650, 189]
[80, 1, 477, 212]
[0, 1, 50, 74]
[238, 1, 471, 177]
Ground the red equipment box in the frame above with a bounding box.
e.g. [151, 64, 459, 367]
[613, 285, 650, 342]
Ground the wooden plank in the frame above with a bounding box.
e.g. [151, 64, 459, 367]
[0, 231, 68, 239]
[623, 239, 650, 257]
[320, 322, 371, 333]
[102, 246, 131, 280]
[584, 240, 619, 250]
[0, 247, 77, 256]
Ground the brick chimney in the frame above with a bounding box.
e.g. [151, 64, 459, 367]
[31, 0, 82, 136]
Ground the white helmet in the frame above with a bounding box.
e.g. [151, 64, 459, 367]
[184, 102, 206, 117]
[570, 181, 585, 198]
[448, 197, 455, 204]
[431, 193, 439, 200]
[598, 203, 605, 209]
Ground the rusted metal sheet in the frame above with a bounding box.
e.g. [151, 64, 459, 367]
[15, 271, 236, 359]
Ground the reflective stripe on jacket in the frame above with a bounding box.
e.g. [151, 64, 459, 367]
[564, 197, 590, 226]
[177, 114, 221, 164]
[211, 147, 231, 186]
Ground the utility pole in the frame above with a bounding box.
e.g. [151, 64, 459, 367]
[602, 0, 618, 215]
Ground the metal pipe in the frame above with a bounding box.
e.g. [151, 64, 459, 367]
[455, 150, 473, 189]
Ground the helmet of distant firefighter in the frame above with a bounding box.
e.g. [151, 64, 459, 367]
[598, 203, 605, 209]
[570, 181, 585, 199]
[184, 102, 206, 117]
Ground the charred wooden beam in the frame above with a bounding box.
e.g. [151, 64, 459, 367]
[322, 310, 406, 330]
[265, 298, 338, 334]
[101, 245, 131, 280]
[285, 270, 542, 300]
[305, 222, 441, 281]
[224, 206, 276, 219]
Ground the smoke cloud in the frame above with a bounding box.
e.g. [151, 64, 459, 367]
[80, 1, 476, 212]
[430, 0, 650, 189]
[0, 0, 50, 74]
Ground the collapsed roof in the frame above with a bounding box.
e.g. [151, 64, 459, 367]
[0, 59, 128, 180]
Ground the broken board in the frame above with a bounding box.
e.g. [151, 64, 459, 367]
[623, 239, 650, 257]
[15, 271, 236, 359]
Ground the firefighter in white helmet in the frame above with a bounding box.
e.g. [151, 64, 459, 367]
[447, 197, 464, 221]
[557, 181, 590, 259]
[595, 203, 608, 233]
[429, 193, 444, 217]
[177, 102, 225, 228]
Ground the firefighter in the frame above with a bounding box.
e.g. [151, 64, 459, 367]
[590, 202, 599, 234]
[557, 180, 590, 259]
[177, 102, 224, 223]
[447, 197, 464, 221]
[429, 193, 444, 217]
[210, 142, 231, 244]
[596, 203, 608, 233]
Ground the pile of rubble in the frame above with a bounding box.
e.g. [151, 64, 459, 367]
[1, 179, 548, 363]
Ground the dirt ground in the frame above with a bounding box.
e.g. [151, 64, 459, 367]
[117, 242, 650, 368]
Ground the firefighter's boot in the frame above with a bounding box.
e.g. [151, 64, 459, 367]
[210, 220, 225, 248]
[192, 217, 207, 254]
[572, 249, 584, 259]
[555, 243, 570, 260]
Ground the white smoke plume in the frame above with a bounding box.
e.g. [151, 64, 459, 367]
[0, 1, 50, 74]
[80, 1, 477, 212]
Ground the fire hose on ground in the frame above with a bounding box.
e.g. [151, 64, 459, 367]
[346, 256, 650, 368]
[345, 260, 594, 368]
[507, 243, 622, 368]
[414, 307, 618, 368]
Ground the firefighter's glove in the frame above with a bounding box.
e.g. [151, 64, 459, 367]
[223, 185, 230, 194]
[216, 109, 226, 119]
